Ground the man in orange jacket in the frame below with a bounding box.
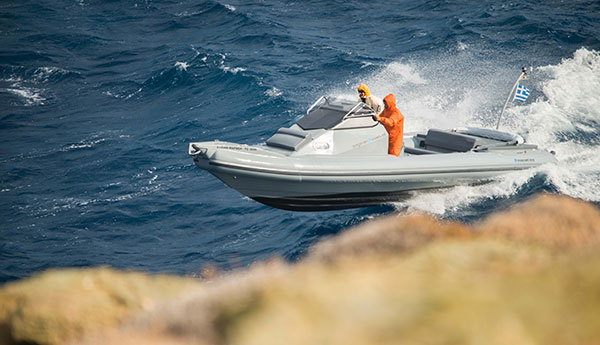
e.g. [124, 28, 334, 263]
[374, 94, 405, 156]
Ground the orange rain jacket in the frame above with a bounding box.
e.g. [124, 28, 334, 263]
[378, 94, 405, 156]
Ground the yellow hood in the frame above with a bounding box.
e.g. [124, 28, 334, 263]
[357, 84, 371, 97]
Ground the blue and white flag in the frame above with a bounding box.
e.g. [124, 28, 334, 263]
[513, 84, 531, 102]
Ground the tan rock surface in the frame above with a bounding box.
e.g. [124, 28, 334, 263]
[1, 194, 599, 345]
[0, 267, 198, 345]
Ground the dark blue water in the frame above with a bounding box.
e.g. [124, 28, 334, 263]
[2, 0, 600, 283]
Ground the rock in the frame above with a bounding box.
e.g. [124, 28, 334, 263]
[0, 267, 198, 345]
[2, 194, 600, 345]
[478, 194, 600, 249]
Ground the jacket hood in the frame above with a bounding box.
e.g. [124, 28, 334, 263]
[357, 84, 371, 97]
[383, 94, 396, 109]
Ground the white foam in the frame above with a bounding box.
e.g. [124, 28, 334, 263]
[176, 11, 200, 17]
[360, 61, 375, 68]
[357, 62, 427, 98]
[4, 87, 46, 106]
[103, 87, 142, 100]
[539, 48, 600, 121]
[397, 168, 543, 216]
[32, 66, 71, 82]
[265, 87, 282, 98]
[4, 76, 23, 83]
[175, 61, 189, 71]
[61, 137, 107, 151]
[342, 47, 600, 216]
[1, 68, 65, 106]
[220, 65, 246, 74]
[335, 50, 509, 132]
[214, 53, 246, 74]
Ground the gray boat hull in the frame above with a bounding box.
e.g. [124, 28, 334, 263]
[191, 141, 555, 211]
[189, 97, 557, 211]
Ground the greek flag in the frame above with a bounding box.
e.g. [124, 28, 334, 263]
[514, 84, 531, 102]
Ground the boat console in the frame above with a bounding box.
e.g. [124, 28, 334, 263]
[265, 96, 387, 156]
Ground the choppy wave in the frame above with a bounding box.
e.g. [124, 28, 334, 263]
[384, 48, 600, 216]
[1, 0, 599, 283]
[2, 87, 46, 106]
[0, 65, 81, 107]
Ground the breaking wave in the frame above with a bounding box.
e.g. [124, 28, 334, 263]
[379, 48, 600, 216]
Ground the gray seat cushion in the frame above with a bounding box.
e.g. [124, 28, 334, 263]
[266, 127, 313, 151]
[424, 129, 476, 152]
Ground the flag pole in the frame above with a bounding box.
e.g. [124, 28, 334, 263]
[496, 67, 527, 130]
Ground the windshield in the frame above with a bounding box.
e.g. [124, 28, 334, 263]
[296, 97, 374, 130]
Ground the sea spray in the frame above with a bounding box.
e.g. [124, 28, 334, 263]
[386, 48, 600, 215]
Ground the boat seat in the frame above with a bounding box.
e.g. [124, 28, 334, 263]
[404, 146, 436, 155]
[424, 129, 477, 153]
[266, 127, 313, 151]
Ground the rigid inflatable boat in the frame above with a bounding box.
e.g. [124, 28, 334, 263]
[189, 96, 557, 211]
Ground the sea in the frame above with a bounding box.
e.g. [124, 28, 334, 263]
[1, 0, 599, 283]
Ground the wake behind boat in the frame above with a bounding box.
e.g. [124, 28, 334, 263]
[189, 96, 557, 211]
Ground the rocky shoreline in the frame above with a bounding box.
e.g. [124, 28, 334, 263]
[2, 193, 600, 345]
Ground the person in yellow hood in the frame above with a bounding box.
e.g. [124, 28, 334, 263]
[357, 84, 383, 114]
[374, 94, 405, 156]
